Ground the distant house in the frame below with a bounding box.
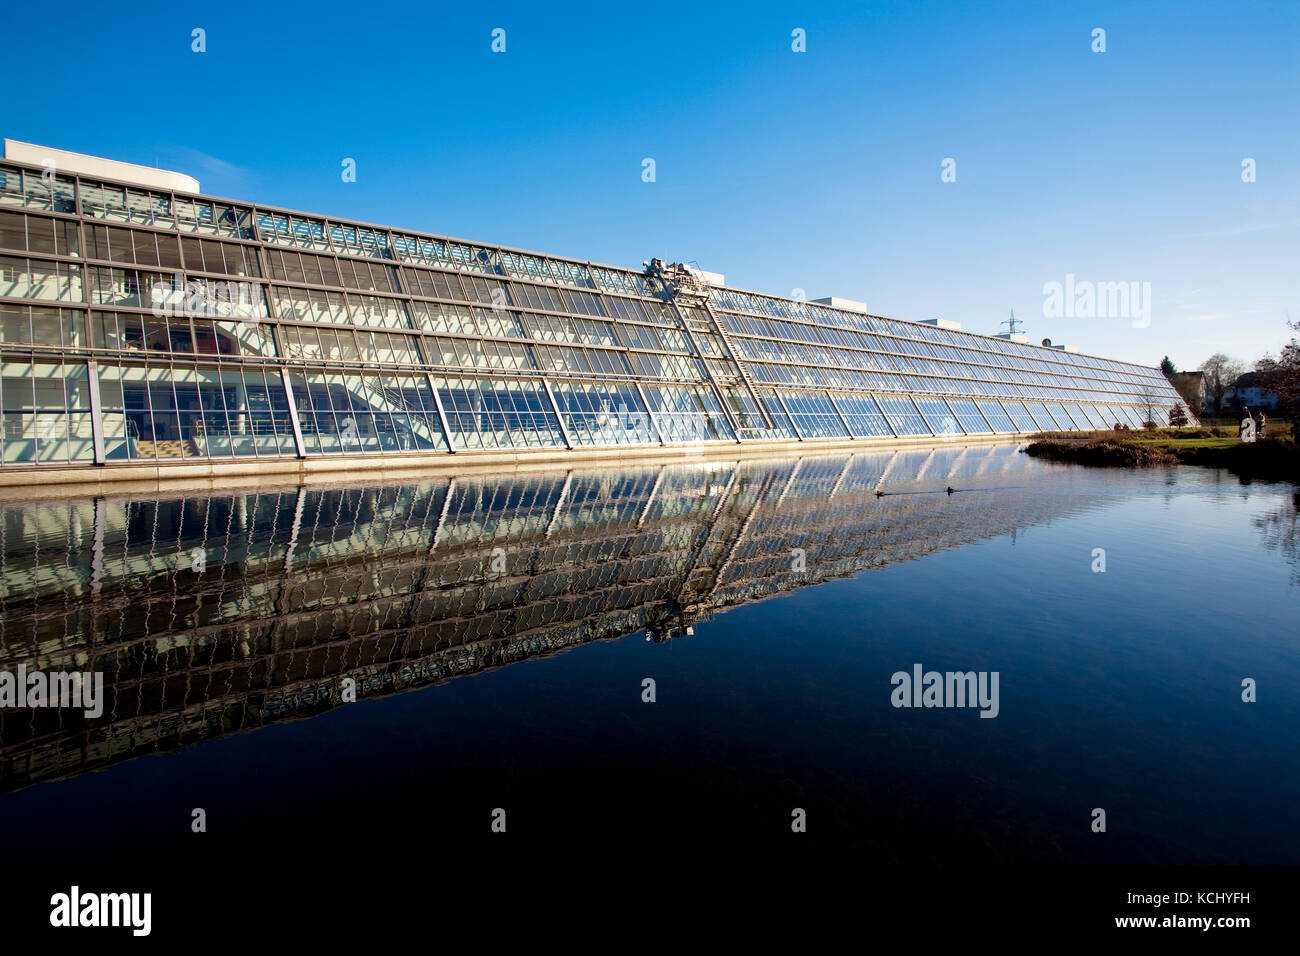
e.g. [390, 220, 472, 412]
[1169, 370, 1211, 411]
[1227, 372, 1279, 410]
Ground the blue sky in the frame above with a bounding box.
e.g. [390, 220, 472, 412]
[3, 0, 1296, 369]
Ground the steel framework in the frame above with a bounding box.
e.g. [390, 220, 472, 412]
[0, 155, 1193, 470]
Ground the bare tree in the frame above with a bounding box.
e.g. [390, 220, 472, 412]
[1199, 353, 1245, 412]
[1256, 318, 1300, 415]
[1138, 384, 1165, 429]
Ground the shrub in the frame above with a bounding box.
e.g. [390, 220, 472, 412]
[1025, 438, 1176, 467]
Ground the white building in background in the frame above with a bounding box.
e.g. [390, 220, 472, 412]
[1228, 373, 1279, 410]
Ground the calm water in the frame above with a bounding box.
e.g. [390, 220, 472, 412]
[1, 444, 1297, 866]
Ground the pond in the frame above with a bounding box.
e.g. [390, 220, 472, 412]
[1, 444, 1296, 865]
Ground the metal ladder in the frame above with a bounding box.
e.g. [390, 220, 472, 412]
[644, 259, 776, 431]
[698, 298, 775, 429]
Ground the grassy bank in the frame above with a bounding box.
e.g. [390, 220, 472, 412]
[1024, 428, 1300, 483]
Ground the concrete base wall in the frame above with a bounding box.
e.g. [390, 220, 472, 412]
[0, 432, 1029, 500]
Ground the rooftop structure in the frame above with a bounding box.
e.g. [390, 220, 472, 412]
[0, 143, 1192, 479]
[3, 139, 200, 195]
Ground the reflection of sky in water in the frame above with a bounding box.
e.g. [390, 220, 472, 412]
[0, 447, 1296, 864]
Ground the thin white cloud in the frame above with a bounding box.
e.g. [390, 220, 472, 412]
[1179, 219, 1300, 240]
[162, 146, 256, 189]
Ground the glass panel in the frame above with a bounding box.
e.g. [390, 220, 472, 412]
[1041, 403, 1077, 430]
[722, 387, 797, 440]
[1052, 403, 1089, 430]
[830, 393, 893, 438]
[998, 400, 1040, 432]
[914, 397, 963, 436]
[971, 399, 1015, 433]
[873, 394, 932, 436]
[0, 361, 94, 463]
[1021, 401, 1060, 429]
[435, 377, 563, 450]
[551, 381, 654, 446]
[640, 385, 735, 443]
[945, 398, 993, 434]
[777, 390, 849, 439]
[0, 256, 82, 301]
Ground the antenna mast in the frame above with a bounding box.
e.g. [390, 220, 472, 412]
[1001, 309, 1023, 337]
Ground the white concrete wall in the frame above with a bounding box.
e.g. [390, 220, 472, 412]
[812, 296, 869, 314]
[4, 140, 201, 194]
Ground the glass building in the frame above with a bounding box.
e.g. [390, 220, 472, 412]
[0, 143, 1192, 472]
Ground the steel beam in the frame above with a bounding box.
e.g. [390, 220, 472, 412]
[633, 382, 667, 445]
[86, 360, 106, 464]
[542, 378, 573, 449]
[826, 390, 854, 439]
[426, 372, 456, 453]
[279, 368, 307, 458]
[773, 390, 803, 440]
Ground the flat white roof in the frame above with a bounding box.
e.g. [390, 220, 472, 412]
[812, 296, 868, 314]
[684, 266, 726, 287]
[3, 140, 200, 194]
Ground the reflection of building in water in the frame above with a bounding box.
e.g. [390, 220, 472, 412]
[0, 445, 1092, 792]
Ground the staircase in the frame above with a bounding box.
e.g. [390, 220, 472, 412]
[643, 259, 776, 430]
[700, 300, 774, 428]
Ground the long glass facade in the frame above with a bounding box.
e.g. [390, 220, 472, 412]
[0, 156, 1193, 469]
